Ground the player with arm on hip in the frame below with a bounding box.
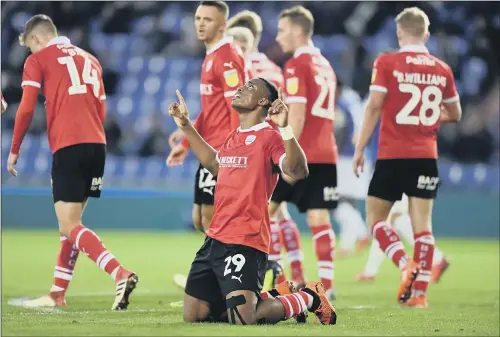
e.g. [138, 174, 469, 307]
[171, 79, 336, 326]
[272, 6, 339, 300]
[166, 1, 246, 233]
[7, 14, 138, 310]
[353, 7, 461, 308]
[227, 9, 306, 296]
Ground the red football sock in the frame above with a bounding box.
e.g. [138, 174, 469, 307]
[70, 225, 121, 280]
[51, 234, 79, 293]
[413, 231, 435, 295]
[280, 218, 305, 284]
[277, 290, 314, 319]
[268, 219, 286, 284]
[311, 224, 335, 291]
[372, 221, 408, 270]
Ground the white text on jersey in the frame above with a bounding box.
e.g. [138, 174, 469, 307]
[394, 71, 446, 87]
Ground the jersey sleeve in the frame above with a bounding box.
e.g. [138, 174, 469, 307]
[21, 54, 43, 89]
[284, 60, 307, 104]
[442, 67, 460, 103]
[268, 131, 286, 172]
[369, 55, 389, 93]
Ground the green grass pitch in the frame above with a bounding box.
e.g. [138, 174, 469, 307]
[2, 231, 499, 336]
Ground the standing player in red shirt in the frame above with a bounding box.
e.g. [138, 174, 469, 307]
[167, 1, 247, 234]
[169, 78, 336, 325]
[227, 11, 306, 290]
[7, 15, 138, 310]
[353, 7, 462, 308]
[272, 6, 339, 299]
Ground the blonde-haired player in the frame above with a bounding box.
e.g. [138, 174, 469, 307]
[354, 7, 461, 308]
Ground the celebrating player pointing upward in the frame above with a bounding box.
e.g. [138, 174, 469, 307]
[353, 7, 461, 308]
[171, 79, 336, 325]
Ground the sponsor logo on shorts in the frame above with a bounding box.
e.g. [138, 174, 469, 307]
[91, 177, 103, 191]
[417, 175, 439, 191]
[323, 186, 339, 202]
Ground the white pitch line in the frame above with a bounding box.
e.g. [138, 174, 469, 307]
[2, 308, 171, 317]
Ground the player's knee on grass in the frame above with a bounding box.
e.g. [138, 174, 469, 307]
[201, 204, 214, 232]
[55, 201, 86, 238]
[183, 294, 211, 323]
[366, 196, 394, 228]
[408, 197, 433, 234]
[192, 204, 203, 232]
[226, 290, 259, 325]
[307, 209, 331, 227]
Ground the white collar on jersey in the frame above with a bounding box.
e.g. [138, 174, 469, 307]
[206, 36, 233, 55]
[47, 36, 71, 47]
[247, 52, 267, 61]
[238, 121, 271, 133]
[399, 44, 429, 53]
[293, 44, 320, 58]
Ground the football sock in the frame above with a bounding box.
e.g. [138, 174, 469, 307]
[260, 288, 280, 300]
[279, 218, 305, 284]
[268, 217, 286, 284]
[334, 201, 367, 251]
[51, 234, 79, 293]
[277, 290, 315, 319]
[363, 238, 386, 276]
[372, 221, 408, 270]
[70, 225, 121, 280]
[311, 224, 335, 290]
[413, 231, 435, 296]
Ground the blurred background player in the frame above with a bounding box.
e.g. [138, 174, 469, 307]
[333, 79, 372, 257]
[170, 78, 335, 326]
[271, 5, 339, 300]
[7, 14, 138, 310]
[226, 26, 254, 59]
[167, 1, 246, 289]
[357, 193, 451, 283]
[227, 9, 306, 291]
[353, 7, 462, 308]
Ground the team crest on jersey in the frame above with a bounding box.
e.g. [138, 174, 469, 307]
[245, 135, 256, 145]
[371, 69, 377, 83]
[224, 69, 239, 87]
[206, 60, 213, 72]
[286, 77, 299, 95]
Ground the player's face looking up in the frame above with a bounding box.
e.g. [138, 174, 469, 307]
[231, 79, 271, 114]
[276, 17, 297, 54]
[195, 5, 226, 43]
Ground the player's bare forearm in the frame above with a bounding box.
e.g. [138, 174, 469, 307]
[440, 101, 462, 123]
[355, 105, 380, 152]
[180, 124, 219, 176]
[287, 103, 306, 139]
[281, 138, 308, 180]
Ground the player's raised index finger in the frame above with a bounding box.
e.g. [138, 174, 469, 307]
[176, 90, 186, 105]
[277, 87, 283, 101]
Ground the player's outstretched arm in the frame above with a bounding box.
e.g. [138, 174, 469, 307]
[168, 90, 219, 176]
[269, 94, 308, 180]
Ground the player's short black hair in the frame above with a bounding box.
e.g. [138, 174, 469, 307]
[258, 78, 279, 104]
[199, 1, 229, 20]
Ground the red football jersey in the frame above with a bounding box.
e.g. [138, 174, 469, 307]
[283, 46, 338, 164]
[17, 36, 106, 154]
[370, 44, 459, 159]
[206, 122, 286, 254]
[247, 52, 284, 89]
[181, 36, 247, 150]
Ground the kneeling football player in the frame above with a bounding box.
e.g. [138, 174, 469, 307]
[168, 78, 337, 325]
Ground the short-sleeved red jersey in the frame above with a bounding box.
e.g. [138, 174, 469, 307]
[247, 52, 284, 89]
[181, 37, 247, 150]
[370, 44, 459, 159]
[19, 36, 106, 154]
[206, 121, 286, 254]
[283, 46, 338, 164]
